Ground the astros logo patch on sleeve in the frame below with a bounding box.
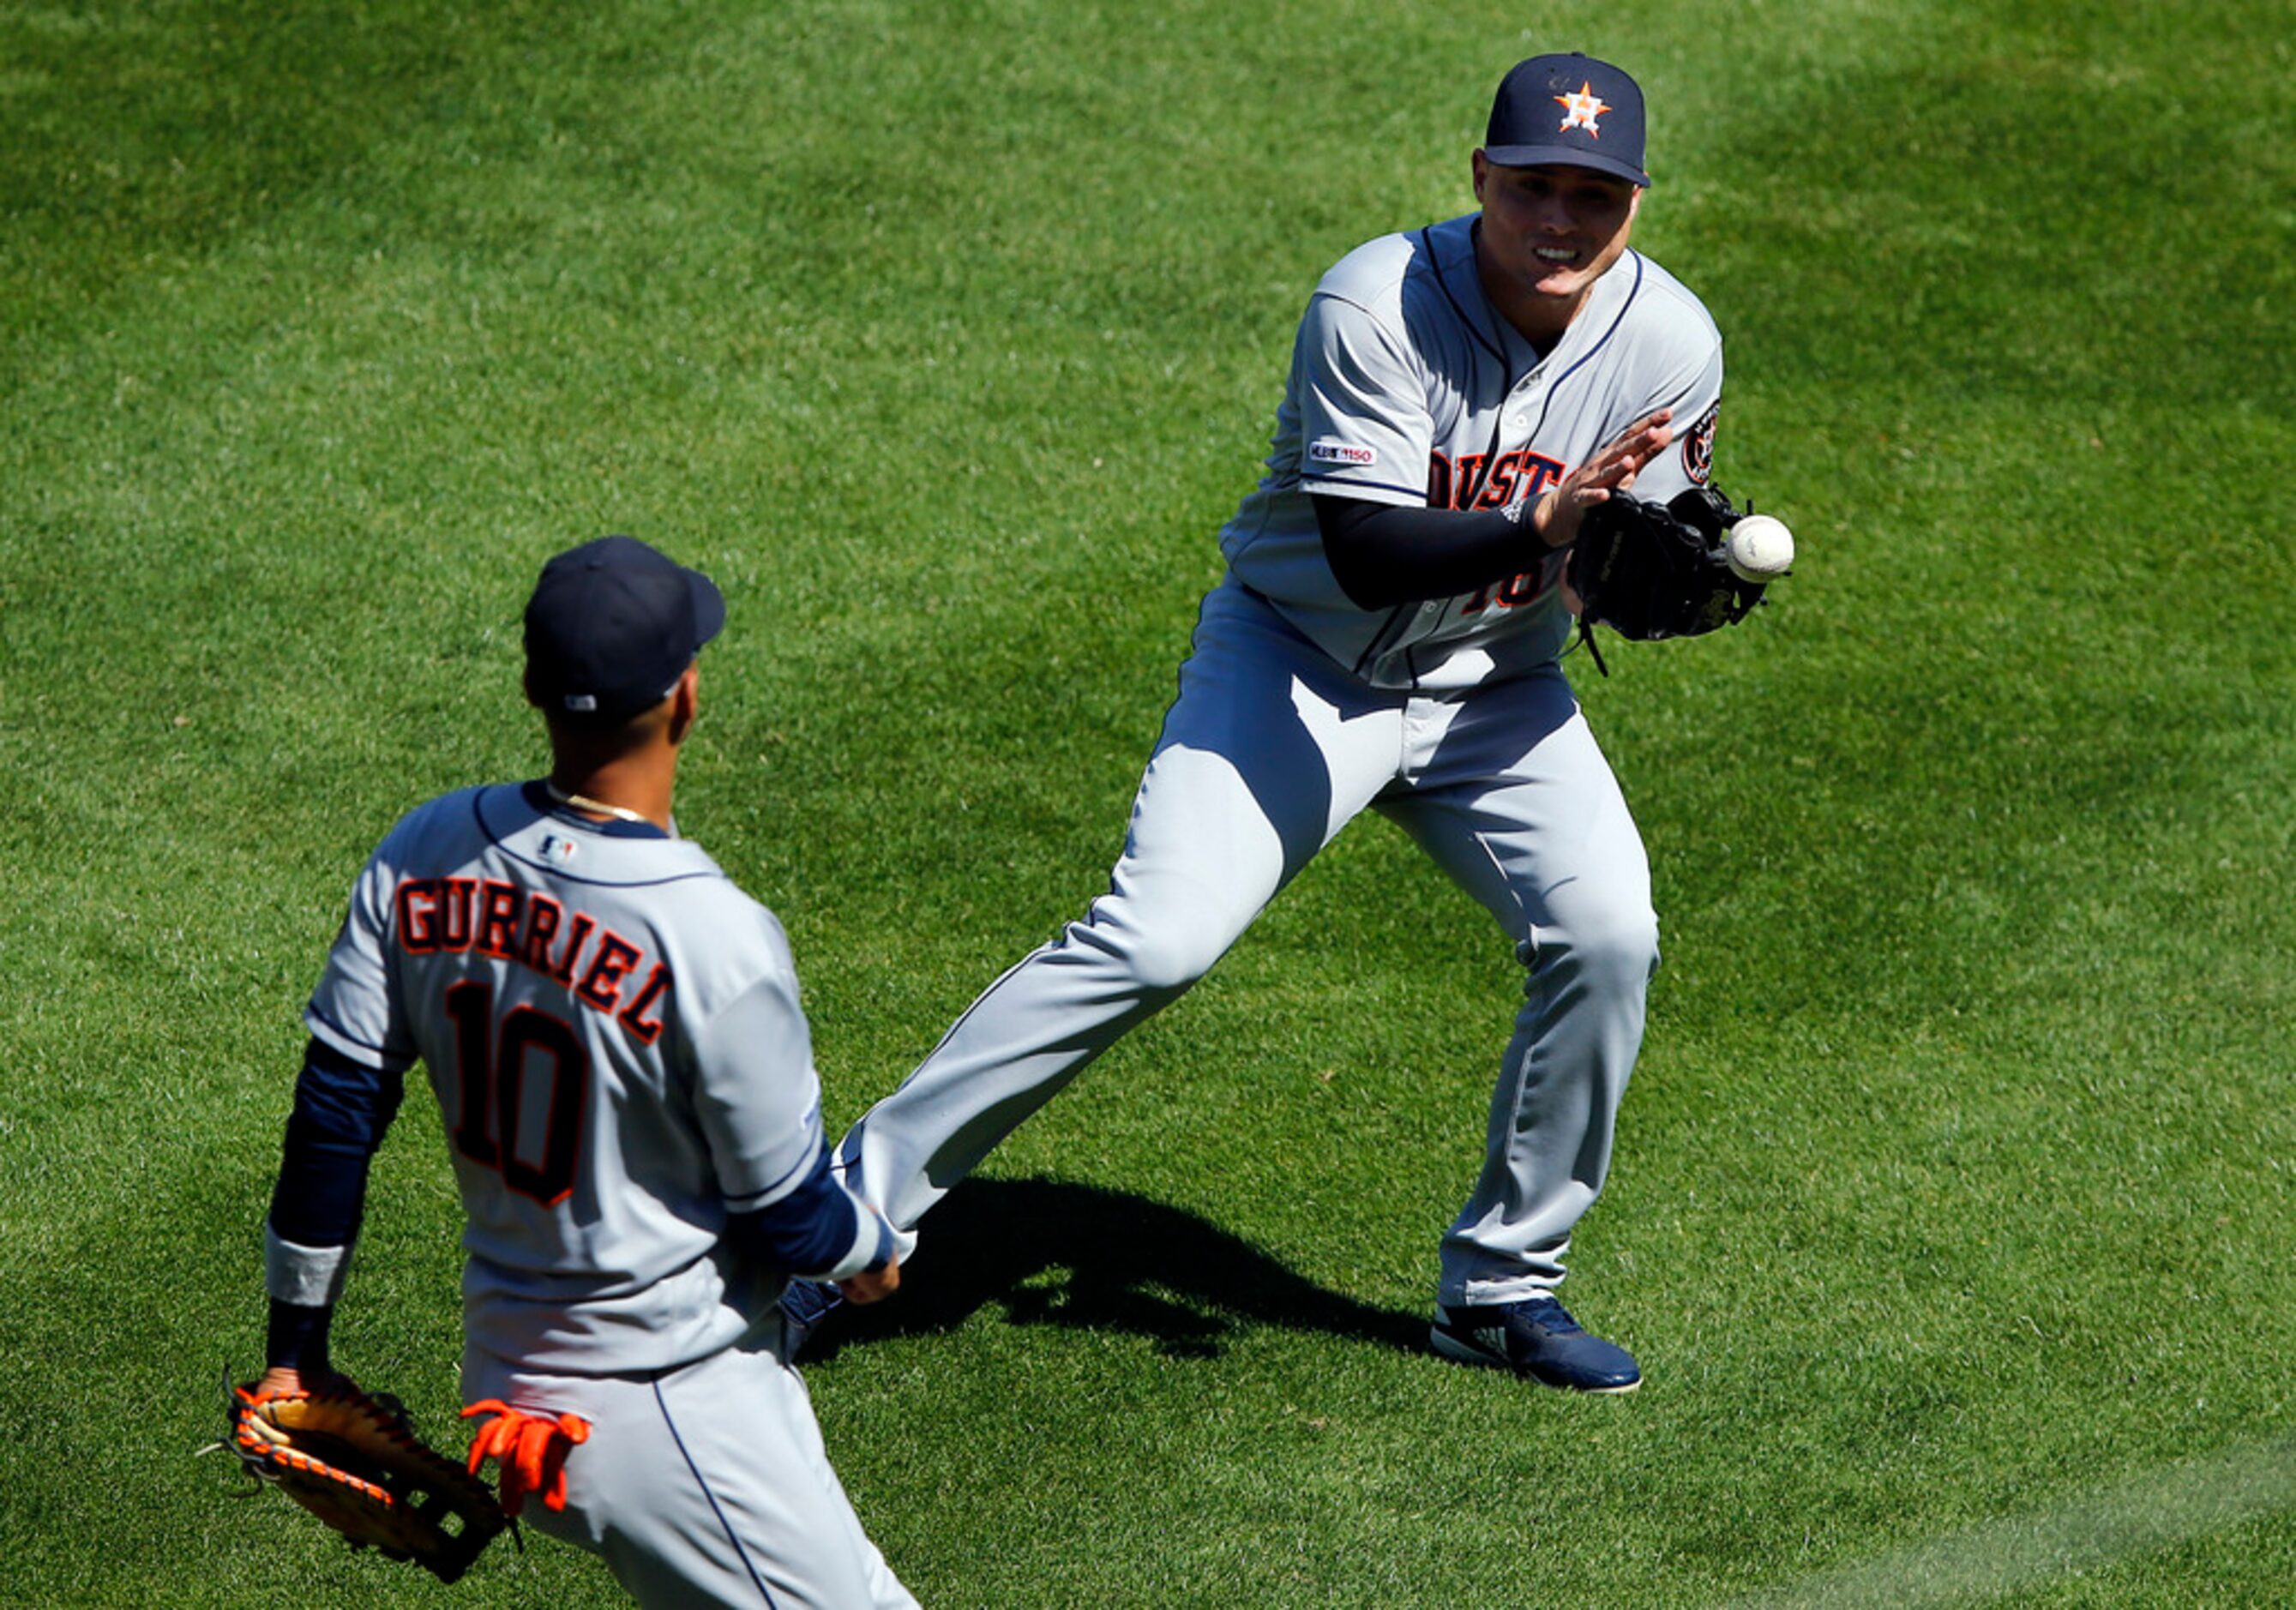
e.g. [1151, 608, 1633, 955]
[1682, 400, 1719, 484]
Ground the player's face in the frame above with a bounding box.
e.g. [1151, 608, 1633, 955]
[1471, 156, 1642, 340]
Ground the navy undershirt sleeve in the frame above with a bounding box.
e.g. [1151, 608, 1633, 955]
[725, 1147, 891, 1280]
[264, 1039, 405, 1373]
[267, 1038, 406, 1247]
[1312, 490, 1548, 609]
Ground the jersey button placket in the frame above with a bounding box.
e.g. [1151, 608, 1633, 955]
[1506, 372, 1543, 437]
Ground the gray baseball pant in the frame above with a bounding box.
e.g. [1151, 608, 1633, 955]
[841, 580, 1656, 1305]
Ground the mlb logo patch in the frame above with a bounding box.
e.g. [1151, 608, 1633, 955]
[539, 833, 580, 866]
[1308, 437, 1378, 468]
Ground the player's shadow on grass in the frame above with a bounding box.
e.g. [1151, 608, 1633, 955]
[807, 1177, 1427, 1363]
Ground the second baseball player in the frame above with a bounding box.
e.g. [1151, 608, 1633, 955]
[254, 537, 917, 1606]
[804, 51, 1736, 1393]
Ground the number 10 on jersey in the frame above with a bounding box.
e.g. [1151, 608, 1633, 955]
[443, 982, 587, 1206]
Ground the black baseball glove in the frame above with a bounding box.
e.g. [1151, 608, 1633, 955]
[1566, 484, 1766, 672]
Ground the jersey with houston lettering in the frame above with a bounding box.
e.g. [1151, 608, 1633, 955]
[1220, 213, 1723, 690]
[306, 782, 839, 1375]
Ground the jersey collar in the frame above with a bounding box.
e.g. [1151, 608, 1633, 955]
[1446, 213, 1638, 375]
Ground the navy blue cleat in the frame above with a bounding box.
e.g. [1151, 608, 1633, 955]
[779, 1278, 844, 1360]
[1430, 1297, 1641, 1393]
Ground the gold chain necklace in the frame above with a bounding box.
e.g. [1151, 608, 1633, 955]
[544, 782, 652, 827]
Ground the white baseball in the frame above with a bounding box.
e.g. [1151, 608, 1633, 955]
[1726, 514, 1795, 581]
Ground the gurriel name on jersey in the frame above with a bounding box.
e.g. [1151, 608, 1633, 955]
[394, 874, 673, 1045]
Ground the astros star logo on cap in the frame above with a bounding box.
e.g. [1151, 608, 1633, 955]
[1554, 81, 1611, 136]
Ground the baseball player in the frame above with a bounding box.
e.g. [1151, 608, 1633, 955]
[802, 53, 1723, 1393]
[253, 536, 917, 1606]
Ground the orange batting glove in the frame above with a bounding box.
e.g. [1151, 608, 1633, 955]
[460, 1401, 592, 1517]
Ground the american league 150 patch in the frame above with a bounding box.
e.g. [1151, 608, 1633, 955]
[1308, 437, 1378, 468]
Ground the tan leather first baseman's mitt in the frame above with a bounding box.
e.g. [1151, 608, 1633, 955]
[229, 1381, 508, 1583]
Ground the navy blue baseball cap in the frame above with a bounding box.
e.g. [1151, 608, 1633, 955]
[1484, 53, 1651, 188]
[523, 535, 725, 723]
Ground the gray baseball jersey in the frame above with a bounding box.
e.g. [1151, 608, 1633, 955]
[304, 782, 881, 1374]
[837, 217, 1719, 1322]
[300, 780, 917, 1606]
[1222, 215, 1722, 689]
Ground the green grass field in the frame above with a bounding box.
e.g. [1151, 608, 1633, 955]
[4, 1, 2293, 1604]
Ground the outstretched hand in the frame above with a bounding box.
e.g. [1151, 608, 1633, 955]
[1533, 409, 1674, 550]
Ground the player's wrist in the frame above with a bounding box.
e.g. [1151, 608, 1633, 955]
[265, 1295, 334, 1377]
[1520, 489, 1568, 550]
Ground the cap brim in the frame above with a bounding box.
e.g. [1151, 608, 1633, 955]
[1483, 146, 1650, 187]
[687, 568, 726, 649]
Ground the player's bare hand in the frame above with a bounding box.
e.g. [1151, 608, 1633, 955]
[1533, 409, 1674, 549]
[838, 1260, 900, 1306]
[253, 1363, 358, 1398]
